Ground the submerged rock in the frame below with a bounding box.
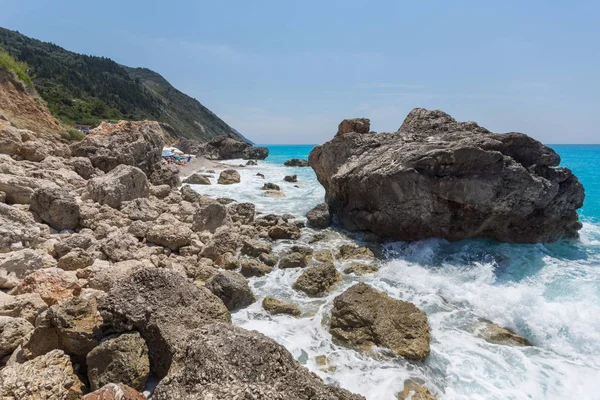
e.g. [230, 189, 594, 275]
[309, 108, 584, 243]
[397, 381, 437, 400]
[284, 158, 309, 167]
[284, 174, 297, 182]
[261, 182, 281, 191]
[475, 320, 532, 346]
[293, 263, 341, 296]
[330, 283, 430, 360]
[152, 323, 365, 400]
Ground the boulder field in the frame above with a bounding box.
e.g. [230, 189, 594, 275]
[309, 108, 585, 243]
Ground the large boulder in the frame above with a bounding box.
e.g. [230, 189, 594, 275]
[0, 203, 44, 253]
[217, 169, 240, 184]
[87, 165, 149, 209]
[152, 323, 365, 400]
[0, 349, 85, 399]
[205, 271, 256, 311]
[149, 163, 181, 188]
[83, 383, 146, 400]
[146, 223, 193, 250]
[329, 283, 430, 360]
[86, 331, 150, 391]
[0, 316, 34, 358]
[309, 108, 585, 243]
[337, 118, 370, 136]
[306, 202, 331, 228]
[71, 120, 165, 176]
[192, 203, 231, 233]
[262, 296, 301, 317]
[197, 135, 269, 160]
[98, 268, 231, 378]
[0, 249, 47, 289]
[0, 292, 48, 324]
[293, 263, 341, 296]
[11, 267, 81, 306]
[30, 187, 81, 231]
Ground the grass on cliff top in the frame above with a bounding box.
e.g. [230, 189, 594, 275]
[0, 48, 33, 87]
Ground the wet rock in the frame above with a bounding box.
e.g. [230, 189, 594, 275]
[87, 331, 150, 391]
[261, 182, 281, 191]
[11, 267, 81, 306]
[146, 224, 193, 250]
[337, 118, 371, 136]
[313, 249, 334, 264]
[259, 252, 278, 267]
[240, 239, 272, 257]
[99, 268, 231, 378]
[268, 222, 301, 240]
[240, 259, 273, 278]
[256, 172, 265, 179]
[205, 271, 256, 311]
[152, 323, 365, 400]
[306, 202, 331, 228]
[0, 349, 85, 399]
[0, 292, 48, 324]
[192, 203, 231, 233]
[293, 263, 341, 296]
[475, 320, 532, 346]
[330, 283, 430, 360]
[183, 173, 211, 185]
[83, 383, 146, 400]
[279, 252, 309, 269]
[0, 249, 46, 289]
[30, 187, 80, 230]
[343, 262, 378, 275]
[217, 169, 240, 184]
[397, 381, 437, 400]
[284, 158, 309, 167]
[264, 190, 286, 198]
[309, 108, 584, 243]
[336, 244, 375, 260]
[87, 165, 149, 209]
[262, 296, 301, 317]
[23, 289, 105, 363]
[246, 160, 257, 166]
[228, 202, 255, 224]
[0, 316, 34, 358]
[309, 231, 327, 243]
[284, 174, 297, 183]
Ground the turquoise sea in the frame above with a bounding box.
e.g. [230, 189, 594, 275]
[190, 143, 600, 400]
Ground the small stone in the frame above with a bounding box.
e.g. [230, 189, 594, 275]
[262, 296, 301, 317]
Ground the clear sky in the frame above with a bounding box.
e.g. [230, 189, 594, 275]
[1, 0, 598, 144]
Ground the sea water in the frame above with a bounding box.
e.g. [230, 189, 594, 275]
[189, 144, 600, 400]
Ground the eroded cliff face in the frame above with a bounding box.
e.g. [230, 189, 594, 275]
[0, 69, 62, 135]
[309, 108, 584, 243]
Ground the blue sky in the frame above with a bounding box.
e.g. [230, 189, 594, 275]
[1, 0, 598, 144]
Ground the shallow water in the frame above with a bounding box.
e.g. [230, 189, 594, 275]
[190, 144, 600, 400]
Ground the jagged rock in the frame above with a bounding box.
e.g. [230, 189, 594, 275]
[0, 203, 44, 252]
[99, 268, 231, 378]
[397, 381, 437, 400]
[261, 182, 280, 191]
[218, 169, 240, 184]
[0, 249, 46, 289]
[87, 331, 150, 391]
[243, 145, 269, 160]
[268, 222, 301, 240]
[330, 283, 430, 360]
[0, 349, 85, 400]
[57, 249, 94, 271]
[192, 203, 230, 233]
[54, 233, 96, 258]
[83, 383, 146, 400]
[67, 156, 98, 180]
[313, 249, 334, 264]
[183, 173, 211, 185]
[0, 173, 60, 204]
[284, 159, 309, 167]
[337, 118, 371, 136]
[30, 187, 80, 231]
[99, 230, 142, 262]
[309, 108, 585, 243]
[306, 203, 331, 228]
[0, 292, 48, 324]
[214, 252, 241, 270]
[120, 198, 160, 221]
[240, 239, 272, 257]
[279, 252, 309, 269]
[201, 227, 241, 260]
[227, 202, 255, 224]
[0, 190, 5, 202]
[152, 323, 364, 400]
[0, 316, 34, 358]
[197, 136, 269, 160]
[205, 271, 256, 311]
[293, 263, 341, 296]
[149, 163, 181, 187]
[258, 252, 278, 267]
[475, 320, 532, 346]
[240, 259, 273, 278]
[336, 245, 375, 260]
[23, 289, 105, 364]
[217, 197, 235, 205]
[284, 174, 297, 183]
[262, 296, 301, 317]
[11, 267, 81, 306]
[85, 260, 145, 292]
[180, 184, 201, 203]
[343, 262, 378, 275]
[87, 165, 149, 209]
[150, 184, 171, 199]
[146, 224, 193, 250]
[71, 120, 164, 176]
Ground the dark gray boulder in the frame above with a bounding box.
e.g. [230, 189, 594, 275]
[306, 203, 331, 228]
[196, 136, 269, 160]
[309, 108, 584, 243]
[205, 271, 255, 311]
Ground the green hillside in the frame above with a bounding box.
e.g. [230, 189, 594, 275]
[0, 27, 243, 142]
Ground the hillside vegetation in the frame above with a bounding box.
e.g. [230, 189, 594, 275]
[0, 27, 244, 142]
